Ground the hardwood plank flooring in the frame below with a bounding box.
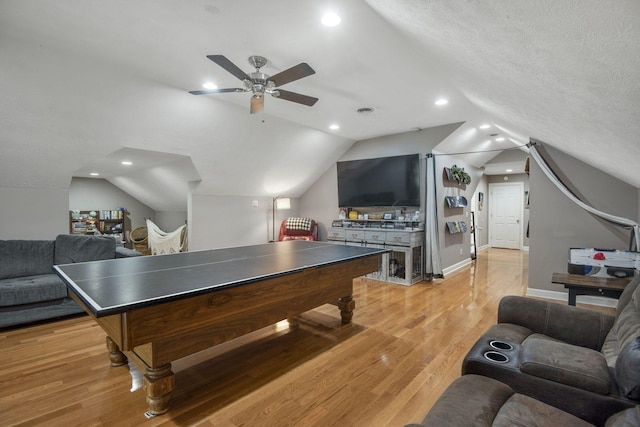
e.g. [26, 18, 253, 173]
[0, 248, 612, 426]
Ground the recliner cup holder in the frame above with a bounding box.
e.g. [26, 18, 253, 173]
[489, 340, 514, 351]
[483, 351, 509, 363]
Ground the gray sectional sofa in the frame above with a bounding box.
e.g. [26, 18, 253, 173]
[0, 234, 141, 328]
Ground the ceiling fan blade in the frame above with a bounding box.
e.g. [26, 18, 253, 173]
[206, 55, 251, 81]
[269, 63, 315, 87]
[189, 88, 245, 95]
[273, 89, 318, 106]
[250, 95, 264, 114]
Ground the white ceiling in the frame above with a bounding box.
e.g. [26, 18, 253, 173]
[1, 1, 638, 211]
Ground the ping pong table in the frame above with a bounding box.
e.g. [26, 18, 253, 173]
[54, 240, 386, 416]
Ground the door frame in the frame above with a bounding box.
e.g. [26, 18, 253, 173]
[488, 181, 524, 250]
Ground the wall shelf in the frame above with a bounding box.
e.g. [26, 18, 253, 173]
[446, 221, 467, 234]
[445, 196, 467, 208]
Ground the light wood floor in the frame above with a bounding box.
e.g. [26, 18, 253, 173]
[0, 248, 611, 426]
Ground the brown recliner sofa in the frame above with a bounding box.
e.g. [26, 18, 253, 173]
[458, 274, 640, 425]
[407, 374, 640, 427]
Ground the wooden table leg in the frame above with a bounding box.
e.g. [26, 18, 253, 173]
[106, 336, 127, 367]
[143, 363, 174, 417]
[338, 295, 355, 324]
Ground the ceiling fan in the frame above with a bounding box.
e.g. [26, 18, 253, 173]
[189, 55, 318, 114]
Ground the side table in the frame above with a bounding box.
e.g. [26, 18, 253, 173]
[551, 272, 632, 306]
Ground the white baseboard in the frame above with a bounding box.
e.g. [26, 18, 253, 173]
[443, 257, 473, 276]
[526, 288, 618, 308]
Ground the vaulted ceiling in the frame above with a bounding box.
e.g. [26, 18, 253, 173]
[1, 1, 638, 211]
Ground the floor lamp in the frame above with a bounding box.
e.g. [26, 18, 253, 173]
[272, 195, 291, 241]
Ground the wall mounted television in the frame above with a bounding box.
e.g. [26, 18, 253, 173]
[337, 154, 420, 208]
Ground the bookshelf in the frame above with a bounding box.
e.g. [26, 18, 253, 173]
[69, 209, 127, 240]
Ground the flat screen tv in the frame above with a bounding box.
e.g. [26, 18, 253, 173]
[337, 154, 420, 208]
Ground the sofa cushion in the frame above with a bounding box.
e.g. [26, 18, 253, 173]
[520, 336, 611, 395]
[605, 406, 640, 427]
[54, 234, 115, 265]
[419, 374, 515, 426]
[416, 375, 593, 427]
[604, 284, 640, 366]
[614, 336, 640, 401]
[493, 393, 593, 427]
[615, 274, 640, 320]
[0, 240, 54, 280]
[0, 274, 67, 306]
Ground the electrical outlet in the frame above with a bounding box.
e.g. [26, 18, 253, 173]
[459, 248, 463, 255]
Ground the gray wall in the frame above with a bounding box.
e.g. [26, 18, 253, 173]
[300, 123, 464, 244]
[0, 187, 69, 239]
[436, 154, 483, 268]
[188, 194, 300, 251]
[155, 211, 188, 233]
[529, 145, 637, 294]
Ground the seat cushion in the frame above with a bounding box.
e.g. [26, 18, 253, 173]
[419, 375, 515, 426]
[493, 393, 593, 427]
[0, 274, 67, 306]
[417, 375, 593, 427]
[520, 336, 611, 394]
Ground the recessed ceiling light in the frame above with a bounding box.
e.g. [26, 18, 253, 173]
[496, 137, 505, 141]
[321, 12, 341, 26]
[202, 82, 217, 90]
[121, 161, 132, 166]
[329, 124, 340, 130]
[506, 169, 513, 172]
[435, 98, 448, 106]
[90, 172, 99, 176]
[479, 124, 490, 129]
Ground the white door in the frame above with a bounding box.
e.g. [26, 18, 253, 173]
[489, 182, 523, 249]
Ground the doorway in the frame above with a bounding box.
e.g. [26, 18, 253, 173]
[489, 182, 524, 249]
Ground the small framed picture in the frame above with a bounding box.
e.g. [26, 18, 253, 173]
[383, 213, 393, 220]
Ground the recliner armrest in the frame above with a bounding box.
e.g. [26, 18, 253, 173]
[498, 296, 615, 350]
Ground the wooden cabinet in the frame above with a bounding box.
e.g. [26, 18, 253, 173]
[328, 219, 423, 286]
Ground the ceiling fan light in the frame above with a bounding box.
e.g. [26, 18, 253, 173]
[202, 82, 217, 90]
[250, 95, 264, 114]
